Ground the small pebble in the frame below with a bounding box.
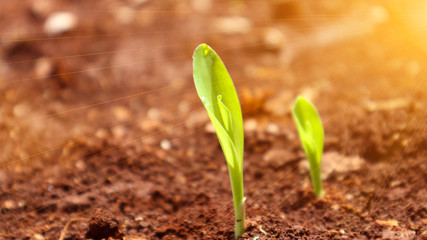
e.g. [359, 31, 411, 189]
[13, 103, 30, 117]
[215, 17, 252, 34]
[112, 106, 131, 121]
[331, 204, 340, 211]
[263, 148, 295, 168]
[138, 118, 161, 132]
[160, 139, 172, 150]
[382, 229, 415, 239]
[112, 126, 126, 139]
[85, 208, 124, 240]
[95, 129, 108, 139]
[34, 58, 53, 78]
[3, 200, 16, 209]
[33, 233, 45, 240]
[244, 118, 258, 133]
[389, 180, 401, 187]
[17, 201, 26, 208]
[300, 152, 366, 179]
[375, 219, 399, 227]
[75, 160, 86, 170]
[265, 122, 280, 135]
[44, 12, 77, 36]
[147, 108, 161, 120]
[344, 193, 354, 200]
[364, 98, 409, 112]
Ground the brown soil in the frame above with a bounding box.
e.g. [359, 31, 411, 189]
[0, 1, 426, 239]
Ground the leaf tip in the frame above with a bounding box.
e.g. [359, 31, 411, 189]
[294, 95, 307, 106]
[194, 43, 213, 57]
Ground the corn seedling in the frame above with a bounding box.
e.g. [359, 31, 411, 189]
[292, 96, 325, 197]
[193, 44, 245, 239]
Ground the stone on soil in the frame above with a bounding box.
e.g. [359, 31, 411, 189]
[44, 12, 77, 36]
[382, 229, 415, 240]
[375, 219, 399, 227]
[85, 208, 124, 240]
[299, 152, 366, 179]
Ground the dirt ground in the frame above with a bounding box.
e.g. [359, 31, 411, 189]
[0, 0, 426, 239]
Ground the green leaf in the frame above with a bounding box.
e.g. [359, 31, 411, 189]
[292, 96, 325, 197]
[217, 95, 232, 133]
[292, 97, 324, 163]
[193, 43, 246, 239]
[203, 106, 238, 169]
[192, 44, 244, 170]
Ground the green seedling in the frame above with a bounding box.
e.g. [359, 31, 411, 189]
[193, 44, 245, 239]
[292, 96, 325, 197]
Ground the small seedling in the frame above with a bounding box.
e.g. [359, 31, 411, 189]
[193, 44, 245, 239]
[292, 96, 325, 197]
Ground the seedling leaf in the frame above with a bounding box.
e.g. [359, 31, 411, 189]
[292, 96, 325, 197]
[217, 95, 233, 133]
[193, 44, 244, 171]
[193, 43, 245, 239]
[203, 105, 238, 168]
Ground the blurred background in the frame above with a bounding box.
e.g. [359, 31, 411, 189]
[0, 0, 426, 170]
[0, 0, 426, 185]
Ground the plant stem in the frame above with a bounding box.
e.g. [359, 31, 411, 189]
[309, 161, 324, 197]
[229, 168, 245, 239]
